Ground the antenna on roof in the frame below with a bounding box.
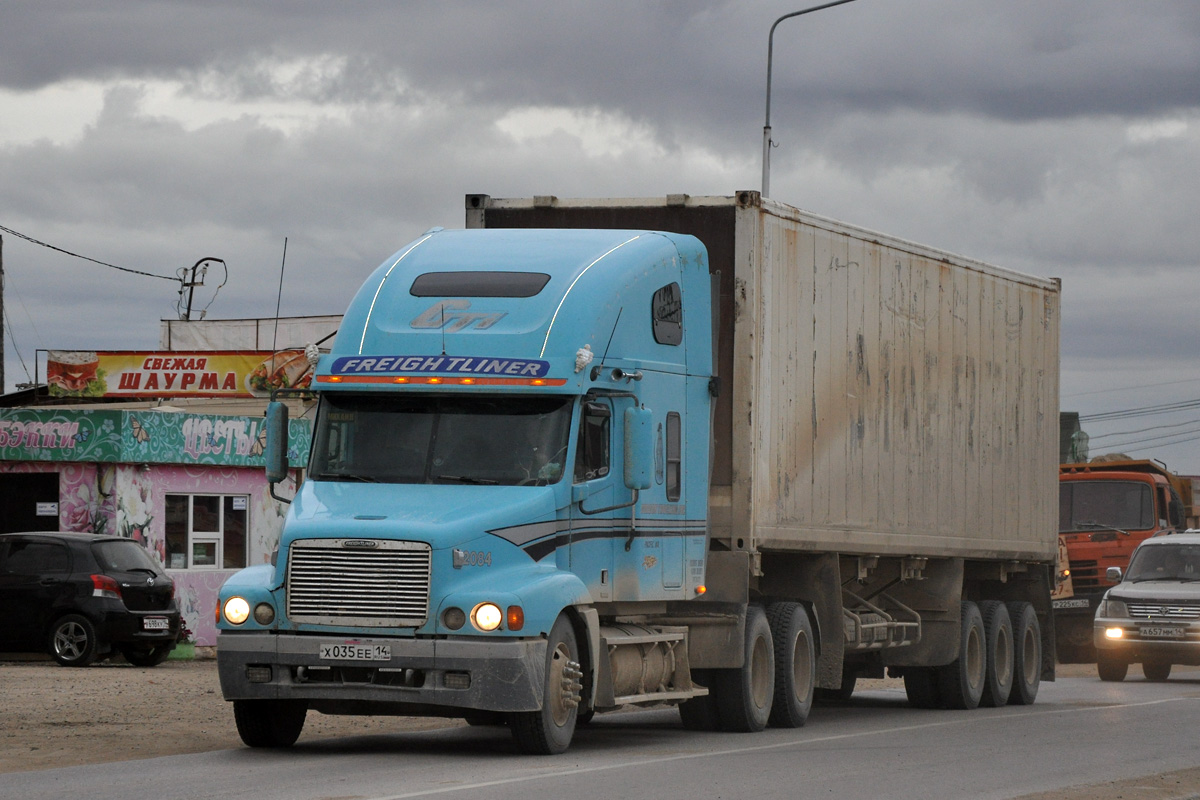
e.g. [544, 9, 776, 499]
[590, 307, 622, 380]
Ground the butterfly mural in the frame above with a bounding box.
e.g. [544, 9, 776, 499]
[250, 426, 268, 457]
[129, 416, 151, 444]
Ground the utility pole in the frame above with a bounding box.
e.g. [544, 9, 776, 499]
[762, 0, 860, 198]
[1, 233, 5, 395]
[180, 258, 210, 321]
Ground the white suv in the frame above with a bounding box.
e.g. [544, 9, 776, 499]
[1093, 532, 1200, 681]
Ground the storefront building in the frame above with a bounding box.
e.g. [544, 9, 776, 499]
[0, 407, 310, 646]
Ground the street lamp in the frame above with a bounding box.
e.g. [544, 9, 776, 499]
[762, 0, 860, 198]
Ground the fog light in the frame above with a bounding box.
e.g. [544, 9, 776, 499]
[1105, 627, 1124, 640]
[444, 607, 466, 631]
[246, 665, 272, 683]
[444, 671, 471, 690]
[223, 597, 250, 625]
[253, 603, 275, 625]
[472, 603, 503, 632]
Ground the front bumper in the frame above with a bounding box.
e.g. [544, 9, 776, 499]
[217, 631, 547, 714]
[1094, 617, 1200, 665]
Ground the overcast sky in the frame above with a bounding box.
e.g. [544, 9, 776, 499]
[2, 1, 1199, 471]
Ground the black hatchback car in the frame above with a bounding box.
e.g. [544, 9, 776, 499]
[0, 532, 181, 667]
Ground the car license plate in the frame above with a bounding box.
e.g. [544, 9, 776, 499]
[320, 643, 391, 661]
[1053, 598, 1091, 609]
[1139, 625, 1186, 639]
[142, 617, 169, 631]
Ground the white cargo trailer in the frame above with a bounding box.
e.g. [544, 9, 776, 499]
[468, 190, 1060, 714]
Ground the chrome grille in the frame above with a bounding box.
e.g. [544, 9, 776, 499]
[1127, 602, 1200, 620]
[286, 539, 431, 627]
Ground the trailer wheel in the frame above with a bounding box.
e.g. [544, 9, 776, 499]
[937, 600, 985, 710]
[713, 604, 774, 732]
[765, 602, 815, 728]
[678, 669, 721, 731]
[1142, 661, 1172, 681]
[903, 667, 942, 709]
[509, 614, 581, 755]
[1005, 601, 1041, 705]
[1096, 652, 1128, 682]
[978, 601, 1014, 708]
[233, 699, 307, 748]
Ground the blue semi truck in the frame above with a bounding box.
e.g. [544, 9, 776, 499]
[217, 192, 1061, 754]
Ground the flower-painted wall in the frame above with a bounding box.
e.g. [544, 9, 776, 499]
[0, 407, 309, 647]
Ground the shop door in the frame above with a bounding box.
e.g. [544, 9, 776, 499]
[0, 473, 61, 533]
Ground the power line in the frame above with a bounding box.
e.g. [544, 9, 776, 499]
[1080, 397, 1200, 423]
[1064, 377, 1200, 399]
[1089, 417, 1200, 441]
[0, 224, 179, 282]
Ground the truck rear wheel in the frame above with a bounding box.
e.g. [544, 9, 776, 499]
[1006, 601, 1041, 705]
[766, 602, 814, 728]
[233, 699, 307, 748]
[509, 614, 581, 755]
[978, 601, 1014, 708]
[713, 604, 774, 732]
[937, 600, 985, 710]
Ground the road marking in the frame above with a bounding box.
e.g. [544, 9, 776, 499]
[367, 697, 1191, 799]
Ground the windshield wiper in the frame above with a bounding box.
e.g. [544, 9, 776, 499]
[437, 475, 499, 485]
[322, 473, 381, 483]
[1075, 520, 1129, 536]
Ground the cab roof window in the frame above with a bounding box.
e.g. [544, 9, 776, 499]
[410, 271, 551, 298]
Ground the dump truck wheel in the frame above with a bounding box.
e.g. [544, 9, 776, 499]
[233, 699, 307, 748]
[713, 604, 774, 732]
[937, 600, 985, 709]
[510, 614, 580, 755]
[978, 601, 1014, 708]
[1142, 661, 1171, 681]
[1006, 601, 1041, 705]
[766, 601, 814, 728]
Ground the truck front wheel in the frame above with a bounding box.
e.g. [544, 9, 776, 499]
[713, 604, 775, 732]
[509, 614, 582, 755]
[233, 699, 307, 748]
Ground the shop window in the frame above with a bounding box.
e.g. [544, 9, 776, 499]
[165, 494, 249, 570]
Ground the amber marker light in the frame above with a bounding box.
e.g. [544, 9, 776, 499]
[695, 585, 707, 596]
[507, 606, 525, 631]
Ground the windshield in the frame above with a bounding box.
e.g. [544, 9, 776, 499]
[1059, 480, 1154, 533]
[309, 393, 573, 486]
[1126, 543, 1200, 581]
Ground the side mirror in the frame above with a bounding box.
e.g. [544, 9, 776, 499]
[624, 407, 653, 490]
[265, 401, 290, 485]
[1106, 566, 1123, 582]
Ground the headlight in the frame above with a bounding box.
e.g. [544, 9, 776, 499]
[253, 603, 275, 625]
[1097, 597, 1128, 618]
[223, 596, 251, 625]
[471, 603, 503, 632]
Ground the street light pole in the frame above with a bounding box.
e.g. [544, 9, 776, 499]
[762, 0, 859, 198]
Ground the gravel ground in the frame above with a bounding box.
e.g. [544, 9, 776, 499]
[4, 656, 1200, 798]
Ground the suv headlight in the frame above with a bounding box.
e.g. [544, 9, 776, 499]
[1096, 596, 1129, 618]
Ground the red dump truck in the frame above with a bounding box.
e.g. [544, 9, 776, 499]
[1055, 457, 1195, 662]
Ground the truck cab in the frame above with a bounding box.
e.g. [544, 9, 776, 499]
[216, 227, 714, 754]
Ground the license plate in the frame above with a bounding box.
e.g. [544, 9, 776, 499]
[142, 617, 169, 631]
[320, 643, 391, 661]
[1139, 625, 1186, 639]
[1053, 598, 1091, 609]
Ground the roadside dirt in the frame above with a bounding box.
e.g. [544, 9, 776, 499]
[4, 656, 1200, 799]
[0, 653, 461, 774]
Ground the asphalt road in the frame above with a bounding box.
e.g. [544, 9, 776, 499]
[4, 669, 1200, 800]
